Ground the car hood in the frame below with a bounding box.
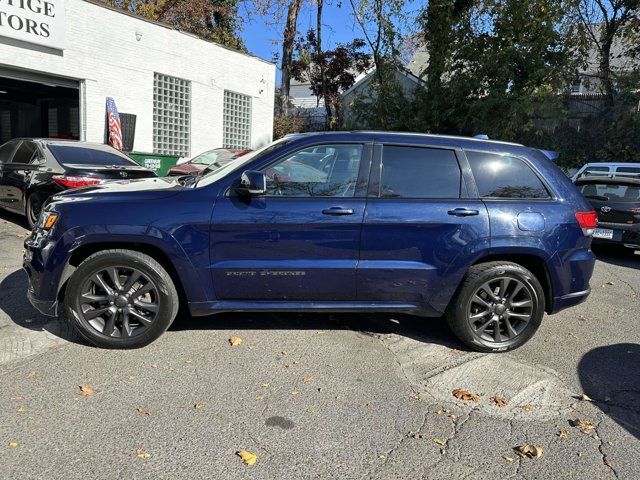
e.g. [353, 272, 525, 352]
[169, 163, 204, 174]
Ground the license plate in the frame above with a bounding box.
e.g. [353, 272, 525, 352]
[593, 228, 614, 239]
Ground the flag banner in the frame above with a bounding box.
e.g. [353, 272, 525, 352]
[106, 97, 123, 150]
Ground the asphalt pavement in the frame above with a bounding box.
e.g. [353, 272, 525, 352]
[0, 209, 638, 479]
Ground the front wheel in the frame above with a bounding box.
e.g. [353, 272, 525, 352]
[446, 261, 545, 353]
[64, 249, 179, 349]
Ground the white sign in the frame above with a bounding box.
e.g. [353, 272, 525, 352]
[0, 0, 66, 50]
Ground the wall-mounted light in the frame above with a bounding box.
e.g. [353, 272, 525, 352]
[135, 30, 143, 41]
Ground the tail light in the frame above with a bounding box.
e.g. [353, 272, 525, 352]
[52, 176, 102, 189]
[575, 211, 598, 236]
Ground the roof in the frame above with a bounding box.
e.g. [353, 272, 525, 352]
[83, 0, 274, 66]
[342, 67, 424, 97]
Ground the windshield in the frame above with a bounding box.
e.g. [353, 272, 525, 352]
[191, 150, 235, 166]
[579, 183, 640, 202]
[196, 138, 294, 187]
[49, 144, 139, 167]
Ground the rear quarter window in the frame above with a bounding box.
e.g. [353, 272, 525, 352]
[466, 151, 550, 199]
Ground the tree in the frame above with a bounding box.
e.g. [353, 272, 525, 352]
[103, 0, 245, 50]
[291, 32, 371, 128]
[576, 0, 640, 104]
[280, 0, 304, 116]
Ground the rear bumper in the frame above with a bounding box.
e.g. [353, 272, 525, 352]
[593, 224, 640, 249]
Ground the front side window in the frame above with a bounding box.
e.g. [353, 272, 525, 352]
[223, 90, 251, 149]
[380, 146, 461, 198]
[583, 166, 609, 177]
[263, 144, 363, 197]
[153, 73, 191, 156]
[467, 151, 550, 199]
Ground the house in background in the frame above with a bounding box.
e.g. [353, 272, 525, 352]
[341, 68, 423, 127]
[289, 75, 327, 130]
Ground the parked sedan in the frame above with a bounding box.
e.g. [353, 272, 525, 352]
[0, 139, 157, 228]
[167, 148, 251, 176]
[575, 175, 640, 249]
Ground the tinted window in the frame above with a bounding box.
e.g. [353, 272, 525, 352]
[0, 141, 17, 164]
[616, 166, 640, 174]
[583, 166, 609, 177]
[263, 144, 362, 197]
[467, 151, 550, 199]
[12, 141, 38, 164]
[49, 144, 138, 167]
[579, 183, 640, 202]
[380, 146, 460, 198]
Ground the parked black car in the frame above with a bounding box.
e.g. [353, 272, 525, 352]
[0, 139, 157, 227]
[575, 175, 640, 249]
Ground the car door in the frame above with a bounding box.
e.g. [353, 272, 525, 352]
[2, 140, 38, 213]
[358, 143, 490, 314]
[210, 142, 372, 301]
[0, 140, 20, 206]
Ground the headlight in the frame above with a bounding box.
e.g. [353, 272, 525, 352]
[38, 211, 59, 230]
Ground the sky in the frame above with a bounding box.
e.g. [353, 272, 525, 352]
[240, 1, 423, 82]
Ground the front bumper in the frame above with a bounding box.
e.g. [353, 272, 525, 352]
[23, 231, 64, 317]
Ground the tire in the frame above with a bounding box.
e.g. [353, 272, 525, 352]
[64, 249, 179, 349]
[446, 261, 545, 353]
[26, 194, 43, 229]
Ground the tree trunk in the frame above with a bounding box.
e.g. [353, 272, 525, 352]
[598, 28, 615, 106]
[281, 0, 303, 117]
[316, 0, 333, 128]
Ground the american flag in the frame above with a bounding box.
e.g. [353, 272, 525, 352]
[106, 97, 123, 150]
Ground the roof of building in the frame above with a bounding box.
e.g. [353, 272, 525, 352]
[341, 67, 424, 97]
[84, 0, 274, 66]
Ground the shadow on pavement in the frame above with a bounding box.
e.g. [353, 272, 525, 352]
[578, 343, 640, 440]
[0, 269, 83, 345]
[0, 208, 30, 230]
[592, 244, 640, 270]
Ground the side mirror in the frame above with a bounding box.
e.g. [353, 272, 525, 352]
[238, 170, 266, 196]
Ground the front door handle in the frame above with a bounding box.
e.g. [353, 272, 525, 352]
[448, 207, 480, 217]
[322, 207, 354, 216]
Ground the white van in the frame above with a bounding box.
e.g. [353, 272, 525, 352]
[571, 163, 640, 182]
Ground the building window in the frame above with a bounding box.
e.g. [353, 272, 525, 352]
[223, 90, 251, 149]
[48, 108, 58, 137]
[570, 79, 583, 95]
[153, 73, 191, 156]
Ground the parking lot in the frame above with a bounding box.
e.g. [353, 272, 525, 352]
[1, 209, 639, 479]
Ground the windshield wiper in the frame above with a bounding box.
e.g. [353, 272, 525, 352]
[585, 194, 609, 201]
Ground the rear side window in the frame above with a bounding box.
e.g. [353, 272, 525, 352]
[467, 151, 550, 199]
[0, 141, 17, 164]
[12, 142, 38, 164]
[579, 183, 640, 202]
[49, 144, 138, 167]
[380, 146, 461, 198]
[616, 166, 640, 175]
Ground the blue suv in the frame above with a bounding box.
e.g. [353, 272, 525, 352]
[23, 132, 597, 352]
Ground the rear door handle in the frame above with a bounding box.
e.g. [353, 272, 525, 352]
[448, 208, 480, 217]
[322, 207, 354, 216]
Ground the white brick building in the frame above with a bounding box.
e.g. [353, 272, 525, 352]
[0, 0, 275, 157]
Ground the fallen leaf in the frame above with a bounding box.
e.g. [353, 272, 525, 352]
[315, 330, 326, 335]
[514, 444, 543, 459]
[411, 395, 421, 401]
[151, 364, 158, 368]
[136, 407, 150, 415]
[291, 391, 301, 396]
[16, 406, 26, 414]
[579, 393, 592, 402]
[604, 458, 613, 468]
[79, 384, 95, 396]
[136, 447, 150, 459]
[229, 336, 243, 346]
[452, 389, 479, 402]
[572, 419, 595, 434]
[10, 395, 22, 401]
[256, 394, 265, 400]
[236, 450, 257, 465]
[27, 371, 37, 378]
[127, 375, 136, 381]
[261, 383, 269, 388]
[491, 396, 508, 407]
[407, 431, 422, 439]
[8, 441, 18, 447]
[521, 404, 534, 412]
[434, 438, 445, 446]
[605, 281, 615, 286]
[193, 402, 206, 409]
[558, 429, 569, 439]
[303, 375, 313, 382]
[248, 343, 256, 350]
[502, 456, 515, 462]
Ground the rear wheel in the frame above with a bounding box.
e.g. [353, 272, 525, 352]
[64, 249, 179, 349]
[26, 194, 43, 229]
[446, 261, 545, 352]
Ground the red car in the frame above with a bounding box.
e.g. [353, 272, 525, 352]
[167, 148, 251, 176]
